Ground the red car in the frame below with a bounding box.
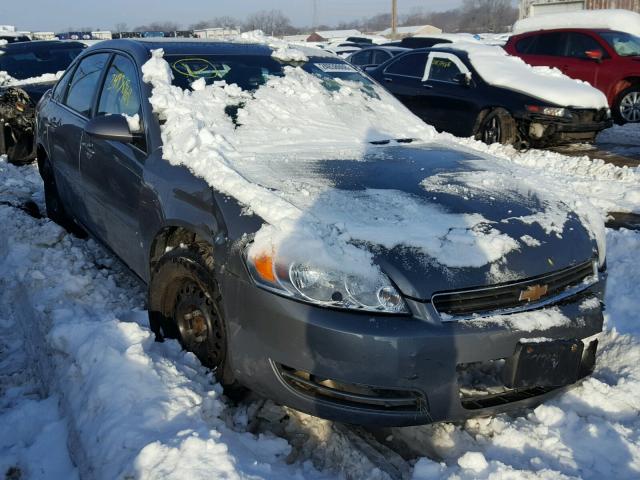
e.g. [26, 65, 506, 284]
[505, 28, 640, 124]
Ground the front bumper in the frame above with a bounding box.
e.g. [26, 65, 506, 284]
[221, 271, 605, 427]
[517, 108, 612, 146]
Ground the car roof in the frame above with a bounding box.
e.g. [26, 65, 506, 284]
[87, 38, 278, 57]
[360, 45, 410, 53]
[0, 39, 85, 52]
[512, 27, 621, 37]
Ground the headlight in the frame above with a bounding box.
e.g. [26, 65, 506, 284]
[245, 248, 409, 314]
[526, 105, 568, 118]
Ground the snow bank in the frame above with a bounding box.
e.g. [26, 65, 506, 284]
[444, 42, 608, 109]
[514, 9, 640, 36]
[0, 70, 64, 87]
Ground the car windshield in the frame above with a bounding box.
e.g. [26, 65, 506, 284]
[166, 54, 376, 93]
[600, 31, 640, 56]
[0, 45, 85, 79]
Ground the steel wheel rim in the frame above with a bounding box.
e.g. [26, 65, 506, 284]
[483, 116, 501, 144]
[620, 91, 640, 122]
[174, 280, 224, 369]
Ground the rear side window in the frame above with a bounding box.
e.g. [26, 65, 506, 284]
[524, 32, 567, 56]
[515, 36, 536, 54]
[567, 33, 606, 59]
[64, 53, 110, 116]
[350, 50, 372, 66]
[52, 65, 76, 102]
[385, 53, 428, 78]
[371, 50, 391, 65]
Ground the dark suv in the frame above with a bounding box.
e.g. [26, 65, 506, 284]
[35, 39, 605, 427]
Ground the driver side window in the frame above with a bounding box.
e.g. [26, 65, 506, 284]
[425, 55, 463, 83]
[97, 54, 146, 151]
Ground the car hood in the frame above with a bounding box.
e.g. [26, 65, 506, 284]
[232, 141, 599, 299]
[1, 80, 56, 103]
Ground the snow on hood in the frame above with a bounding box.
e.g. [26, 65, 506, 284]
[0, 70, 64, 87]
[443, 42, 609, 109]
[513, 9, 640, 36]
[142, 48, 530, 274]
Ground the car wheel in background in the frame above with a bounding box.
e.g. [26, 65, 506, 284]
[477, 108, 517, 146]
[149, 247, 236, 387]
[614, 85, 640, 124]
[40, 157, 85, 236]
[6, 132, 35, 165]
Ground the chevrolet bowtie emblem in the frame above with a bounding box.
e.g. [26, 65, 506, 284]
[519, 284, 549, 303]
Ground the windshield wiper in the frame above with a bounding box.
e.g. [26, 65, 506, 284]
[369, 138, 415, 145]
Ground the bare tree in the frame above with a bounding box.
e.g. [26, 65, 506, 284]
[191, 16, 239, 30]
[459, 0, 518, 33]
[243, 10, 295, 36]
[114, 22, 128, 33]
[134, 21, 181, 32]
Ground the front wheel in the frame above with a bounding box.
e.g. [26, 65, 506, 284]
[148, 248, 233, 384]
[613, 86, 640, 124]
[476, 108, 517, 146]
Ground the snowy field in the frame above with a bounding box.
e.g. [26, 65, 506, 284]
[1, 119, 640, 479]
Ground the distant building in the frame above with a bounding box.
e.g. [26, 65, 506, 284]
[31, 31, 56, 40]
[91, 31, 112, 40]
[306, 29, 362, 42]
[282, 34, 309, 43]
[193, 28, 240, 39]
[379, 25, 442, 38]
[519, 0, 640, 18]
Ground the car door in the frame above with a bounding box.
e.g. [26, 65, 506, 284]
[562, 32, 607, 87]
[79, 53, 148, 273]
[379, 52, 435, 125]
[48, 53, 110, 220]
[420, 53, 477, 136]
[515, 31, 568, 69]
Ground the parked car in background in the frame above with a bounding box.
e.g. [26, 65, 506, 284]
[369, 44, 612, 147]
[36, 38, 605, 427]
[347, 46, 409, 69]
[0, 33, 31, 43]
[506, 28, 640, 124]
[0, 40, 85, 163]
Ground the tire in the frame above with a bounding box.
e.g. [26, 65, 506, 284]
[40, 157, 85, 236]
[148, 247, 235, 386]
[613, 85, 640, 124]
[7, 132, 35, 165]
[476, 108, 517, 146]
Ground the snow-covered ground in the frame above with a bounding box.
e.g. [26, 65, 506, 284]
[2, 122, 640, 479]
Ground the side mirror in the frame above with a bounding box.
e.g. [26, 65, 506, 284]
[585, 49, 603, 62]
[455, 72, 472, 87]
[84, 114, 133, 143]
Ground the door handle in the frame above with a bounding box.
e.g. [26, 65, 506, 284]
[384, 77, 393, 83]
[422, 84, 433, 89]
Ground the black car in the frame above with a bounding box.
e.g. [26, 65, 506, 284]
[347, 46, 409, 69]
[0, 40, 85, 163]
[384, 37, 453, 49]
[0, 33, 31, 43]
[368, 46, 612, 147]
[35, 39, 605, 427]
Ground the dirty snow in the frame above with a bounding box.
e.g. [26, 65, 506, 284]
[513, 9, 640, 36]
[0, 70, 64, 87]
[1, 155, 640, 479]
[441, 42, 609, 109]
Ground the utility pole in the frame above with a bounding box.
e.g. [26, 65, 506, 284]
[312, 0, 319, 30]
[391, 0, 398, 38]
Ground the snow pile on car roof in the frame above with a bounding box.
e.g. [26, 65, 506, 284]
[142, 49, 532, 271]
[513, 9, 640, 36]
[0, 70, 64, 87]
[446, 42, 609, 109]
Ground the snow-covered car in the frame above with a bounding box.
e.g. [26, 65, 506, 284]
[35, 39, 606, 427]
[368, 43, 613, 147]
[0, 40, 85, 164]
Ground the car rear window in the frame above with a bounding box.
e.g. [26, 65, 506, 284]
[0, 44, 85, 80]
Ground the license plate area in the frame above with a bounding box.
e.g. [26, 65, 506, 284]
[503, 339, 585, 389]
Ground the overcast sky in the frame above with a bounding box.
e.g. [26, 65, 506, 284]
[1, 0, 462, 32]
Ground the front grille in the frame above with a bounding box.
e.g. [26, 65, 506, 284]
[432, 260, 596, 318]
[571, 108, 609, 123]
[275, 363, 427, 413]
